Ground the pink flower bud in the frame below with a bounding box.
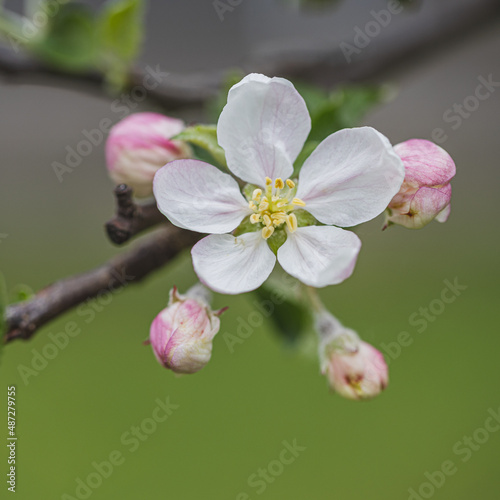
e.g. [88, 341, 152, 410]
[149, 286, 221, 374]
[323, 342, 389, 400]
[386, 139, 455, 229]
[315, 310, 388, 400]
[106, 112, 192, 198]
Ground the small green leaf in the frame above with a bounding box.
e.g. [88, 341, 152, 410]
[32, 4, 98, 72]
[97, 0, 144, 89]
[175, 125, 227, 168]
[10, 284, 34, 304]
[98, 0, 144, 62]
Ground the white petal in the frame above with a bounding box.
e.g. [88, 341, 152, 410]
[296, 127, 405, 227]
[277, 226, 361, 288]
[192, 232, 276, 294]
[435, 204, 451, 223]
[217, 73, 311, 185]
[153, 159, 251, 234]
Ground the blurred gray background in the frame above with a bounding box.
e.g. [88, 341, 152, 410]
[1, 1, 499, 499]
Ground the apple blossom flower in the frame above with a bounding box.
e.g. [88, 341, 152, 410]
[106, 112, 192, 198]
[153, 74, 405, 294]
[385, 139, 456, 229]
[149, 285, 223, 374]
[316, 310, 388, 400]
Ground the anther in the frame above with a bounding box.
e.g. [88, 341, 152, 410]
[250, 214, 261, 224]
[252, 189, 262, 201]
[259, 199, 269, 211]
[262, 226, 275, 239]
[286, 213, 298, 232]
[292, 198, 306, 207]
[275, 178, 284, 189]
[286, 179, 295, 189]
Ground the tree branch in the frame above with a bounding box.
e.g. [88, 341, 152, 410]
[4, 225, 201, 343]
[105, 184, 165, 245]
[0, 0, 498, 108]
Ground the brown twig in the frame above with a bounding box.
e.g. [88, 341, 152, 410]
[105, 184, 165, 245]
[1, 1, 499, 109]
[4, 225, 201, 343]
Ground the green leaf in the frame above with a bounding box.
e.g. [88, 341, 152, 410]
[10, 284, 34, 304]
[98, 0, 144, 63]
[174, 125, 227, 168]
[97, 0, 145, 90]
[254, 277, 313, 346]
[32, 4, 98, 72]
[295, 82, 385, 143]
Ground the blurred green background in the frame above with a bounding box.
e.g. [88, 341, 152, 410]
[1, 1, 500, 499]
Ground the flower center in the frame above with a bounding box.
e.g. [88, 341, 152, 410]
[248, 177, 306, 240]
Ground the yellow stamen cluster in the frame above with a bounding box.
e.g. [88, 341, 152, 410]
[248, 177, 306, 240]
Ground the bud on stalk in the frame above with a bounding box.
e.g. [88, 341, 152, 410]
[149, 285, 224, 374]
[316, 310, 388, 400]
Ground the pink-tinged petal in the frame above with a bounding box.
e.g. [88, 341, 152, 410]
[106, 113, 191, 198]
[394, 139, 456, 187]
[277, 225, 361, 288]
[325, 341, 388, 400]
[192, 232, 276, 294]
[153, 159, 251, 234]
[296, 127, 405, 227]
[150, 293, 221, 374]
[435, 203, 451, 223]
[217, 73, 311, 185]
[388, 185, 451, 229]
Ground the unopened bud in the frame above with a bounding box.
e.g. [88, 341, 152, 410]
[386, 139, 455, 229]
[149, 285, 223, 374]
[316, 310, 388, 400]
[105, 112, 191, 198]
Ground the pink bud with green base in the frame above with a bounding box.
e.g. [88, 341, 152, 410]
[386, 139, 455, 229]
[149, 285, 224, 374]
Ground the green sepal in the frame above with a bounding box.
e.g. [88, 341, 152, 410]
[266, 229, 287, 255]
[294, 209, 319, 227]
[233, 216, 260, 237]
